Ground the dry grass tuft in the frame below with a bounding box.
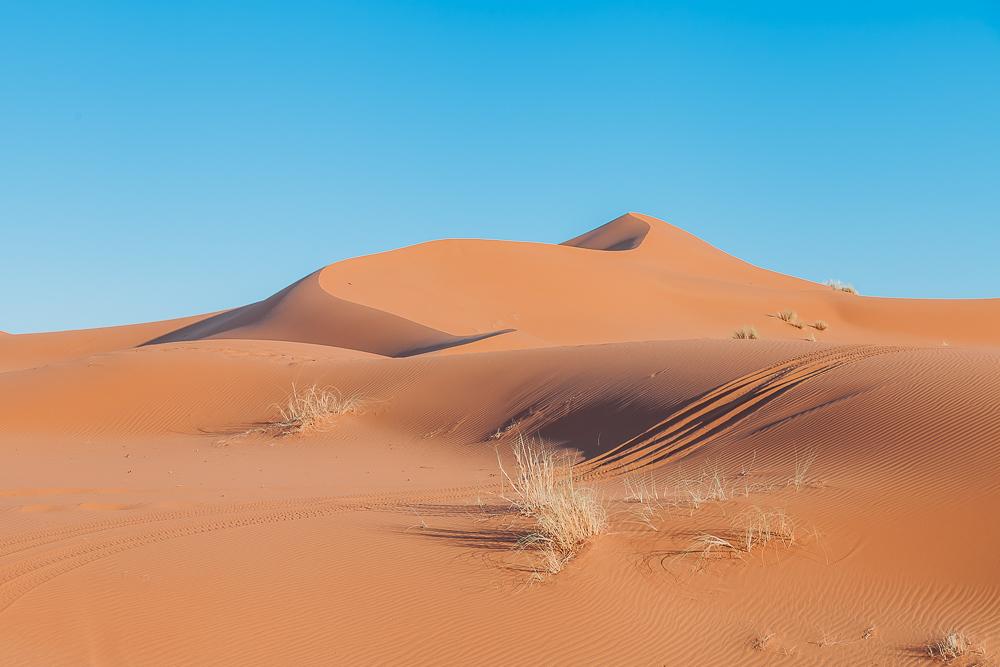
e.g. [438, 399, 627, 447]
[826, 280, 858, 295]
[243, 384, 362, 437]
[623, 473, 660, 505]
[281, 384, 361, 420]
[732, 506, 795, 553]
[623, 474, 668, 531]
[672, 458, 777, 513]
[775, 309, 807, 329]
[498, 436, 607, 574]
[812, 320, 829, 331]
[499, 435, 560, 516]
[733, 325, 759, 340]
[925, 630, 977, 662]
[691, 507, 795, 559]
[679, 467, 732, 509]
[751, 632, 774, 651]
[691, 532, 737, 558]
[789, 449, 819, 491]
[777, 309, 798, 323]
[523, 483, 607, 573]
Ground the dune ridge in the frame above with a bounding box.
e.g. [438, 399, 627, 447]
[141, 271, 513, 357]
[4, 213, 998, 367]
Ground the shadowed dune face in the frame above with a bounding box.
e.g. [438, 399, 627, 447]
[561, 212, 651, 250]
[1, 212, 999, 665]
[141, 271, 512, 357]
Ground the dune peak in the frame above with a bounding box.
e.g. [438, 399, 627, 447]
[561, 212, 651, 251]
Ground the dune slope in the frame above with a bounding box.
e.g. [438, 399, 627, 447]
[143, 272, 512, 357]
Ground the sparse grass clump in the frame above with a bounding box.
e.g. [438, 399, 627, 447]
[671, 458, 777, 513]
[733, 326, 759, 340]
[623, 473, 660, 505]
[691, 532, 738, 558]
[501, 436, 560, 516]
[691, 507, 795, 559]
[826, 280, 858, 295]
[268, 384, 362, 435]
[788, 449, 819, 491]
[751, 632, 774, 651]
[777, 309, 798, 323]
[498, 437, 607, 574]
[925, 631, 975, 662]
[732, 506, 795, 553]
[775, 309, 806, 329]
[812, 320, 829, 331]
[679, 467, 731, 509]
[525, 483, 607, 573]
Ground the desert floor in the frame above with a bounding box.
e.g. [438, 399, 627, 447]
[2, 213, 998, 665]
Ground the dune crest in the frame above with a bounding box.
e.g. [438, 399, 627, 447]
[3, 213, 999, 370]
[561, 212, 651, 250]
[142, 271, 512, 357]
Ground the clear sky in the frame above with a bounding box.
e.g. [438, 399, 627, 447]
[2, 1, 998, 333]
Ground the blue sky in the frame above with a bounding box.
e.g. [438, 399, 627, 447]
[2, 1, 998, 333]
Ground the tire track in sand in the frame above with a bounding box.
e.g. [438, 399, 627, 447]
[577, 344, 904, 479]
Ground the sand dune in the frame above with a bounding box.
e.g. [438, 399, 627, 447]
[0, 313, 220, 373]
[562, 211, 652, 250]
[143, 272, 512, 357]
[6, 213, 995, 360]
[1, 213, 998, 665]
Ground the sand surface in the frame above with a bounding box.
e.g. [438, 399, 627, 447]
[1, 213, 998, 665]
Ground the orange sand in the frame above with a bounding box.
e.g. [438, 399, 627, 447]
[1, 213, 998, 665]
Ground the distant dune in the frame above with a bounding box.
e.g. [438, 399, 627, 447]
[1, 213, 998, 665]
[4, 213, 997, 372]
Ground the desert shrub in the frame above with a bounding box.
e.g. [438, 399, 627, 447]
[826, 280, 858, 295]
[777, 309, 798, 323]
[498, 436, 607, 574]
[266, 384, 362, 435]
[925, 631, 975, 662]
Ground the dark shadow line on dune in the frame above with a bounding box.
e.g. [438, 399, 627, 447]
[139, 277, 307, 348]
[746, 388, 873, 437]
[386, 503, 513, 519]
[138, 271, 515, 358]
[394, 328, 515, 357]
[399, 525, 545, 575]
[585, 354, 863, 473]
[590, 378, 806, 474]
[561, 215, 650, 251]
[404, 526, 527, 551]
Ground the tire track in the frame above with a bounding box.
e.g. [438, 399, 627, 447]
[0, 485, 500, 612]
[0, 485, 491, 558]
[577, 344, 904, 479]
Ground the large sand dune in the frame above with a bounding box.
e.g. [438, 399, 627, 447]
[1, 213, 998, 665]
